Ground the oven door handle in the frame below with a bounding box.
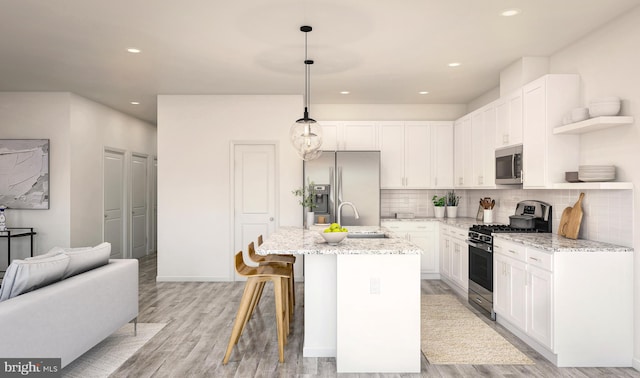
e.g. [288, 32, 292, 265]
[466, 239, 492, 253]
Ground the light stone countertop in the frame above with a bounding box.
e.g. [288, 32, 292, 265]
[494, 233, 633, 253]
[256, 226, 421, 255]
[380, 217, 633, 253]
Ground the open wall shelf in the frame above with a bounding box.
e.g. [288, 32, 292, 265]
[552, 182, 633, 190]
[553, 116, 634, 135]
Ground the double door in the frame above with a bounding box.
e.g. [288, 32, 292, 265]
[493, 239, 553, 350]
[103, 150, 150, 259]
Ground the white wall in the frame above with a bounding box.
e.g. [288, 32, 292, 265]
[313, 103, 466, 121]
[547, 6, 640, 368]
[0, 92, 72, 262]
[69, 94, 157, 248]
[466, 87, 500, 113]
[157, 95, 302, 281]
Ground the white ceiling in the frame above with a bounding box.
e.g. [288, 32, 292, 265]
[1, 0, 639, 124]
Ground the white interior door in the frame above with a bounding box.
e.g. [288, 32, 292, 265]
[131, 154, 148, 259]
[233, 144, 276, 280]
[103, 149, 125, 259]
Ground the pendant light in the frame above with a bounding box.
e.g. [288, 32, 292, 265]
[290, 25, 323, 161]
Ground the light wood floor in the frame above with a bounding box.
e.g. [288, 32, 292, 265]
[111, 253, 640, 377]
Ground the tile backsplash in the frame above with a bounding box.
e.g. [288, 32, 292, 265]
[381, 189, 633, 247]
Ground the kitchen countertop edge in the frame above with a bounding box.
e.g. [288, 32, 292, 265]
[493, 233, 633, 253]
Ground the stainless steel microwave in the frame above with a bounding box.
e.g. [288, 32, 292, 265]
[495, 145, 523, 185]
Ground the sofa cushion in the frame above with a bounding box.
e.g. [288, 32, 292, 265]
[58, 242, 111, 279]
[0, 253, 70, 302]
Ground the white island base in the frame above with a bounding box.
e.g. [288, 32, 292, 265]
[304, 253, 421, 373]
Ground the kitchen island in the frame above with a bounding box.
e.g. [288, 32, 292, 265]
[257, 226, 421, 373]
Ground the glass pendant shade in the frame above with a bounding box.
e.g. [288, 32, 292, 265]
[290, 111, 323, 161]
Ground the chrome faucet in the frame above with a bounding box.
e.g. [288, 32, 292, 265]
[337, 201, 360, 226]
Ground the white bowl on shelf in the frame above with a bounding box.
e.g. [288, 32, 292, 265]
[588, 97, 621, 117]
[571, 107, 590, 122]
[319, 231, 347, 245]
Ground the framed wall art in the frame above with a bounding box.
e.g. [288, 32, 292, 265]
[0, 139, 50, 209]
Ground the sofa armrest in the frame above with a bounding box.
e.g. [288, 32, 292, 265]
[0, 259, 139, 367]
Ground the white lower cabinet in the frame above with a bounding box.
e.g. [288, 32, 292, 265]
[494, 252, 527, 331]
[493, 236, 633, 367]
[438, 225, 468, 297]
[382, 221, 439, 278]
[526, 264, 553, 349]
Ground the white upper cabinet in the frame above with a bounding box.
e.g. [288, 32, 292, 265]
[318, 121, 378, 151]
[430, 122, 454, 188]
[404, 122, 432, 188]
[470, 105, 496, 189]
[319, 121, 339, 151]
[379, 121, 434, 189]
[482, 104, 497, 187]
[522, 74, 580, 188]
[495, 89, 523, 148]
[342, 122, 378, 150]
[454, 116, 471, 188]
[379, 122, 406, 188]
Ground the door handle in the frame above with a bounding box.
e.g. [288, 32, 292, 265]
[269, 217, 274, 221]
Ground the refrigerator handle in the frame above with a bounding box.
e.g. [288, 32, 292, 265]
[338, 166, 343, 203]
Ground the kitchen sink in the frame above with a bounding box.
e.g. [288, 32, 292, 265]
[347, 231, 388, 239]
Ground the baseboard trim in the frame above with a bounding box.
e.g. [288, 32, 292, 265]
[421, 273, 441, 280]
[633, 356, 640, 371]
[156, 275, 232, 282]
[440, 276, 468, 299]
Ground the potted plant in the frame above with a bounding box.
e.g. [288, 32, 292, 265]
[293, 180, 317, 228]
[432, 195, 446, 218]
[446, 191, 461, 218]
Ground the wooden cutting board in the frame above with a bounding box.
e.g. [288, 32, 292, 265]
[563, 193, 585, 239]
[557, 207, 572, 236]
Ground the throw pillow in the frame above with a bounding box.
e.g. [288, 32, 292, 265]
[61, 242, 111, 279]
[0, 253, 70, 302]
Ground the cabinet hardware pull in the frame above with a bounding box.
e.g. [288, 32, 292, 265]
[529, 257, 540, 261]
[508, 249, 516, 254]
[475, 298, 483, 304]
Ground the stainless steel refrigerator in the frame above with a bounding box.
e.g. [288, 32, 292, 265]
[303, 151, 380, 226]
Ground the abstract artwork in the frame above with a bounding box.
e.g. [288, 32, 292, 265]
[0, 139, 49, 209]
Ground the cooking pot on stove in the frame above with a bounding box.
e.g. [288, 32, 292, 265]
[509, 214, 536, 229]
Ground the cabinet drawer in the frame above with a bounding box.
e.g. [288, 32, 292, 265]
[493, 238, 526, 262]
[382, 221, 435, 232]
[449, 226, 468, 240]
[526, 248, 553, 271]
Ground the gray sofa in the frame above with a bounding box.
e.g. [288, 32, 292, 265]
[0, 259, 139, 367]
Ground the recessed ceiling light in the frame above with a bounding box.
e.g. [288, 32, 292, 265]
[127, 48, 141, 54]
[501, 8, 521, 17]
[419, 91, 429, 95]
[340, 91, 350, 95]
[448, 62, 461, 67]
[130, 101, 140, 105]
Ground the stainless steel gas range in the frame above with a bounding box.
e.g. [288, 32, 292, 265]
[467, 200, 552, 320]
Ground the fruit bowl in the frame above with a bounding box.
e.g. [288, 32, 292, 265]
[319, 231, 348, 245]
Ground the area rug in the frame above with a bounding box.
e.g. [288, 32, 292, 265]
[62, 323, 166, 377]
[422, 295, 533, 365]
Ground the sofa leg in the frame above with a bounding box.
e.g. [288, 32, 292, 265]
[133, 317, 138, 336]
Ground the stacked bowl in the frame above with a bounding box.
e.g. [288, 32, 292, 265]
[588, 97, 621, 117]
[578, 165, 616, 182]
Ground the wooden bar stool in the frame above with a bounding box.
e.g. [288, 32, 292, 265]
[222, 251, 291, 364]
[248, 241, 295, 318]
[256, 235, 296, 311]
